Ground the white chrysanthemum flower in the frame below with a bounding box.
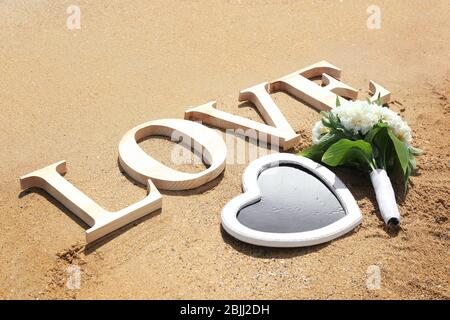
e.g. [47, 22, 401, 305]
[331, 100, 379, 135]
[377, 105, 412, 144]
[327, 100, 412, 145]
[311, 120, 329, 145]
[376, 105, 397, 122]
[395, 124, 412, 144]
[389, 119, 412, 144]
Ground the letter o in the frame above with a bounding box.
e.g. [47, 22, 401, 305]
[119, 119, 227, 190]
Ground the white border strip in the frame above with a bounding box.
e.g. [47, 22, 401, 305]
[221, 153, 362, 247]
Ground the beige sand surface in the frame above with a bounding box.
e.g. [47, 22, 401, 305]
[0, 0, 449, 299]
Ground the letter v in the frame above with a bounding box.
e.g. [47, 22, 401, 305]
[185, 82, 300, 150]
[20, 161, 162, 243]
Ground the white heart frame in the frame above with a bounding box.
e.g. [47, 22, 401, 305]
[221, 153, 362, 247]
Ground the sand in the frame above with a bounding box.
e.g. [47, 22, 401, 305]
[0, 0, 449, 299]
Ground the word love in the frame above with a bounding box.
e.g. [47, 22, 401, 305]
[20, 61, 391, 243]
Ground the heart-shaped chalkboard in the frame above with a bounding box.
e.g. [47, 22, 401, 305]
[237, 164, 346, 233]
[221, 153, 362, 247]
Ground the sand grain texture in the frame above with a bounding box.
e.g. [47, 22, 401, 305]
[0, 0, 449, 299]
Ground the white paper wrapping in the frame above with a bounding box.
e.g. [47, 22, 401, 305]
[370, 169, 401, 225]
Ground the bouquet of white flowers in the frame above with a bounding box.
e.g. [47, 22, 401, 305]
[300, 97, 421, 226]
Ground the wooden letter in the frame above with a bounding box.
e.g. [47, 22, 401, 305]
[269, 61, 359, 111]
[369, 80, 391, 105]
[270, 60, 390, 110]
[20, 161, 162, 243]
[270, 60, 343, 85]
[118, 118, 227, 190]
[185, 61, 348, 150]
[185, 83, 300, 150]
[321, 74, 359, 101]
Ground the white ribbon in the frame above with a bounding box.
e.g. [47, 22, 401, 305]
[370, 169, 401, 225]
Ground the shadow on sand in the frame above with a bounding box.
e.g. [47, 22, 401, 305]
[18, 187, 162, 254]
[220, 225, 361, 259]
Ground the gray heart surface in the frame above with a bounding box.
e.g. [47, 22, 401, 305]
[237, 164, 346, 233]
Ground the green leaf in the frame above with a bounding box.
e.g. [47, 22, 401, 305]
[403, 152, 418, 190]
[336, 96, 341, 107]
[321, 139, 375, 170]
[404, 165, 412, 191]
[409, 146, 423, 156]
[408, 155, 416, 171]
[387, 129, 409, 176]
[299, 132, 344, 161]
[320, 111, 330, 118]
[322, 117, 332, 128]
[299, 144, 324, 161]
[364, 123, 388, 144]
[368, 124, 391, 170]
[376, 93, 382, 106]
[328, 112, 346, 131]
[374, 132, 389, 169]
